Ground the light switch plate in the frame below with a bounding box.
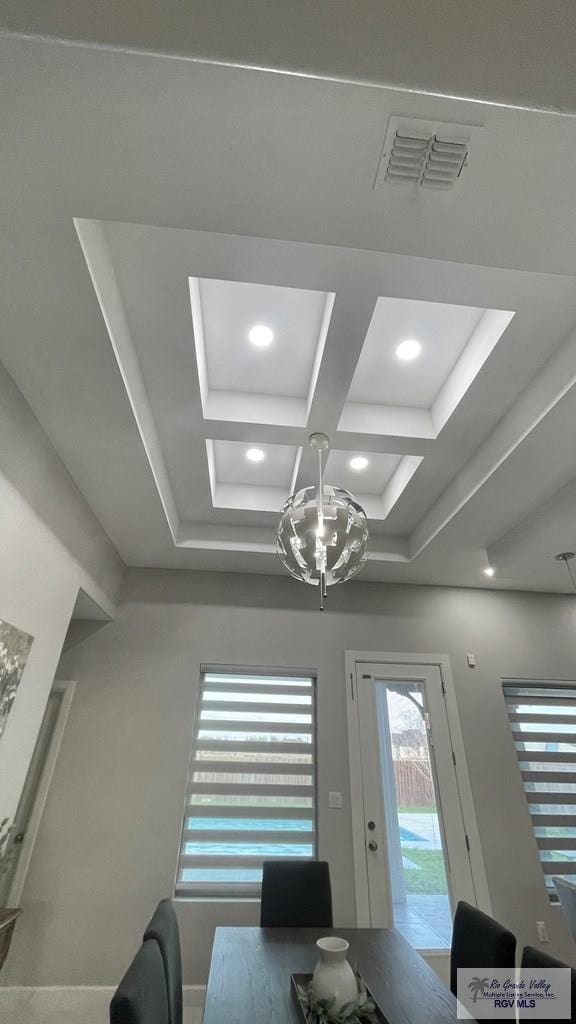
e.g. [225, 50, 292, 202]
[328, 791, 343, 809]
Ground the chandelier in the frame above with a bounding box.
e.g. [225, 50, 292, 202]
[276, 433, 369, 609]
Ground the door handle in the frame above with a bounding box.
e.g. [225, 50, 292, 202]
[368, 840, 378, 851]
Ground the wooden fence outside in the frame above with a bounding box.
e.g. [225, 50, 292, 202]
[393, 757, 434, 808]
[193, 756, 435, 809]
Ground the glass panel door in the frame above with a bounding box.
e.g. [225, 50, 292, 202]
[375, 679, 451, 948]
[356, 662, 475, 952]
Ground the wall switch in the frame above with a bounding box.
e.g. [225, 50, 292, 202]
[536, 921, 549, 943]
[467, 653, 476, 668]
[328, 791, 343, 809]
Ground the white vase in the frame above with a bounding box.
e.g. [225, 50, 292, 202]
[311, 937, 358, 1014]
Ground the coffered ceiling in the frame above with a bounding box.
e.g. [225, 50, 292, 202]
[3, 30, 576, 592]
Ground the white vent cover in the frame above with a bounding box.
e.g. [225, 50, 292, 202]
[375, 116, 480, 190]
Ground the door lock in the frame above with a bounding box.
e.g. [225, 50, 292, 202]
[367, 820, 376, 831]
[13, 832, 25, 845]
[368, 840, 378, 851]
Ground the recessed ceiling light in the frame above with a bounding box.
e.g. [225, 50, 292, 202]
[248, 324, 274, 348]
[396, 338, 422, 361]
[349, 456, 369, 471]
[246, 448, 265, 463]
[483, 566, 495, 577]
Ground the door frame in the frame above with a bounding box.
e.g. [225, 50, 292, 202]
[345, 651, 491, 930]
[7, 680, 76, 906]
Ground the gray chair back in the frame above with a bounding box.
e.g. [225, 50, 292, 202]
[110, 940, 168, 1024]
[521, 945, 576, 1022]
[554, 876, 576, 942]
[260, 860, 333, 928]
[143, 898, 183, 1024]
[450, 901, 516, 997]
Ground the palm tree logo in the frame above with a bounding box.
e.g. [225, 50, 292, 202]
[468, 977, 490, 1003]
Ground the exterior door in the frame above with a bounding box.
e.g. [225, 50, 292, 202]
[355, 662, 475, 952]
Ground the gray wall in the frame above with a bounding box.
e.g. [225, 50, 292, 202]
[0, 360, 123, 613]
[6, 568, 576, 986]
[0, 360, 123, 832]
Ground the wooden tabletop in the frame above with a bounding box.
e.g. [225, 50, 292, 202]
[203, 927, 457, 1023]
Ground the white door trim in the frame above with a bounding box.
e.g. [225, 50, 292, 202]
[345, 650, 491, 927]
[7, 680, 76, 906]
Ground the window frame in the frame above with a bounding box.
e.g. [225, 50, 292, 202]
[174, 664, 318, 901]
[503, 677, 576, 903]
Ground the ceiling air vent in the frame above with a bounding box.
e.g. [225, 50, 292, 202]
[375, 117, 480, 191]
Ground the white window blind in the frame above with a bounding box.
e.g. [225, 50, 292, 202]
[175, 669, 317, 898]
[503, 681, 576, 897]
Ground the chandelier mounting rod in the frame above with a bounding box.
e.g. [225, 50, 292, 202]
[309, 433, 330, 609]
[555, 551, 576, 592]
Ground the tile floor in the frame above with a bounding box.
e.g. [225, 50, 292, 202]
[393, 893, 452, 949]
[0, 990, 203, 1023]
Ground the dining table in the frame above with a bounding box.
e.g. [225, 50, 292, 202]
[203, 926, 457, 1023]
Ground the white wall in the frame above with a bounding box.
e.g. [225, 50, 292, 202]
[5, 568, 576, 988]
[0, 360, 124, 829]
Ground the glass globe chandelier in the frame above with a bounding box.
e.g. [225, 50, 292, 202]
[276, 433, 369, 609]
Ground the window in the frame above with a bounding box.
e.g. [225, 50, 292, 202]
[175, 669, 317, 898]
[503, 681, 576, 898]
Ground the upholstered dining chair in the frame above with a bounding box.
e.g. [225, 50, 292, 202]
[260, 860, 333, 927]
[554, 876, 576, 943]
[450, 901, 516, 996]
[521, 945, 576, 1022]
[110, 940, 169, 1024]
[143, 898, 183, 1024]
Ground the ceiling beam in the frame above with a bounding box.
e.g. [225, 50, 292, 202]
[75, 219, 181, 543]
[177, 519, 408, 562]
[297, 282, 381, 488]
[409, 323, 576, 561]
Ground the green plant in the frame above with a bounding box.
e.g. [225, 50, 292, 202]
[403, 848, 448, 895]
[296, 971, 379, 1024]
[0, 818, 16, 881]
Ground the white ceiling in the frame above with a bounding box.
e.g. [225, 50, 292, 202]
[196, 278, 328, 399]
[208, 440, 301, 514]
[348, 298, 485, 408]
[340, 298, 512, 439]
[2, 32, 576, 592]
[326, 452, 402, 497]
[212, 441, 298, 490]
